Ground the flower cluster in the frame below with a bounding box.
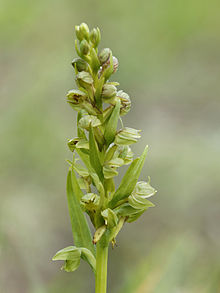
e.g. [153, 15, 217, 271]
[53, 23, 156, 274]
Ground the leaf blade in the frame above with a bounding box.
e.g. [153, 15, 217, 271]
[66, 170, 95, 255]
[89, 126, 103, 180]
[109, 145, 148, 208]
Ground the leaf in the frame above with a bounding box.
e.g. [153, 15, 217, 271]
[109, 145, 148, 208]
[66, 170, 95, 256]
[89, 126, 103, 180]
[104, 99, 121, 145]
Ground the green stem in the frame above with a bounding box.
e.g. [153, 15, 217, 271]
[95, 241, 109, 293]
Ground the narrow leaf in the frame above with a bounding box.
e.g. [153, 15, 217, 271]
[104, 99, 121, 145]
[66, 170, 95, 255]
[109, 145, 148, 208]
[89, 126, 103, 180]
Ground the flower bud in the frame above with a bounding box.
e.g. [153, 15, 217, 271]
[114, 127, 141, 145]
[80, 39, 90, 55]
[112, 56, 119, 73]
[117, 90, 131, 116]
[98, 48, 112, 65]
[71, 58, 88, 72]
[101, 84, 117, 100]
[75, 23, 90, 41]
[76, 71, 93, 89]
[90, 27, 101, 47]
[79, 115, 101, 130]
[102, 56, 118, 73]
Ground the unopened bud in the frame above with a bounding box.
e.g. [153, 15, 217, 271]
[75, 23, 90, 41]
[79, 114, 101, 130]
[101, 84, 117, 100]
[112, 56, 119, 73]
[98, 48, 112, 65]
[90, 27, 101, 47]
[80, 39, 90, 55]
[114, 127, 141, 145]
[76, 71, 93, 89]
[117, 90, 131, 116]
[72, 58, 88, 72]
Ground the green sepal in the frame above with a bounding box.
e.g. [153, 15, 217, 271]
[114, 127, 141, 145]
[68, 137, 89, 152]
[52, 246, 96, 273]
[80, 193, 100, 211]
[93, 225, 107, 244]
[77, 112, 87, 139]
[102, 53, 114, 81]
[94, 77, 105, 108]
[109, 145, 148, 208]
[101, 208, 118, 229]
[73, 163, 90, 177]
[90, 47, 100, 73]
[103, 158, 124, 179]
[89, 126, 103, 181]
[66, 169, 95, 255]
[113, 203, 147, 223]
[104, 98, 121, 145]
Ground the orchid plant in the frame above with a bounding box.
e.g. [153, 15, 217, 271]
[52, 23, 157, 293]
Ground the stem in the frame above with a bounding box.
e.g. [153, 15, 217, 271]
[95, 241, 109, 293]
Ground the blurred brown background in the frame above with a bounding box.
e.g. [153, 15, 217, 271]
[0, 0, 220, 292]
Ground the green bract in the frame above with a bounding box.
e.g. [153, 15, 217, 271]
[53, 23, 157, 293]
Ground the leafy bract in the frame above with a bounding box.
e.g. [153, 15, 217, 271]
[66, 170, 95, 256]
[109, 145, 148, 208]
[89, 126, 103, 181]
[104, 99, 121, 145]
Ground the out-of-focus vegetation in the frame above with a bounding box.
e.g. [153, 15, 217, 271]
[0, 0, 220, 292]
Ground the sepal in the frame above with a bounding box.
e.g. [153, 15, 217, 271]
[101, 208, 118, 229]
[114, 127, 141, 145]
[79, 114, 101, 130]
[52, 246, 96, 272]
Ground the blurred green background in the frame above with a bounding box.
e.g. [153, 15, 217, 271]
[1, 0, 220, 292]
